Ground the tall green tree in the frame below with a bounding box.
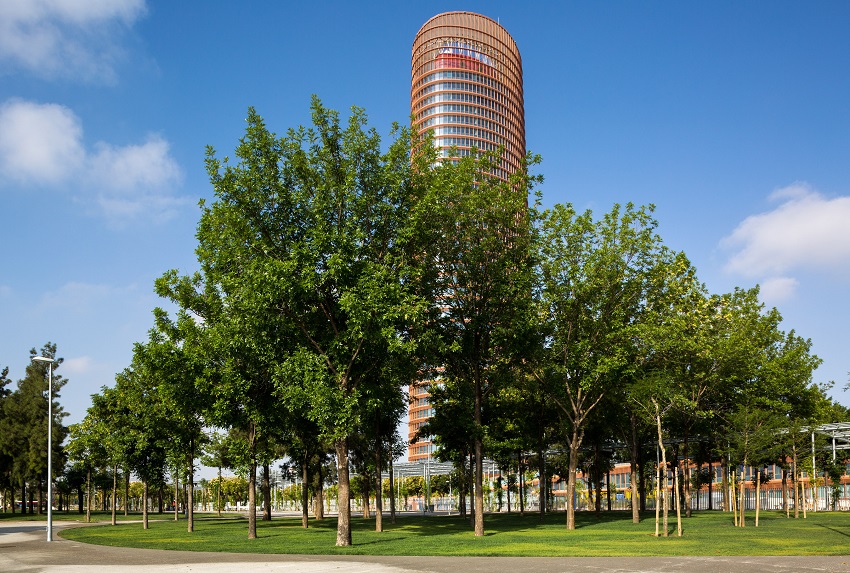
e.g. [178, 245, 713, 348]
[534, 203, 673, 530]
[0, 366, 12, 510]
[629, 255, 712, 521]
[87, 387, 132, 525]
[160, 98, 428, 546]
[156, 189, 294, 539]
[417, 376, 476, 518]
[413, 147, 539, 536]
[2, 344, 68, 514]
[628, 371, 681, 537]
[65, 416, 108, 522]
[113, 352, 170, 530]
[137, 311, 209, 533]
[348, 357, 409, 532]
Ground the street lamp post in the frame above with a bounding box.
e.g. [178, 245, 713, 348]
[31, 356, 55, 542]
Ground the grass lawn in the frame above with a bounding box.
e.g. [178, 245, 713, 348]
[57, 510, 850, 556]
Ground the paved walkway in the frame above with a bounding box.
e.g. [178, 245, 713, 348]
[2, 521, 849, 573]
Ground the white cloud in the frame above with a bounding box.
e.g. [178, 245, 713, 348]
[88, 135, 187, 225]
[722, 183, 850, 278]
[39, 281, 127, 314]
[62, 355, 93, 376]
[89, 136, 181, 191]
[0, 99, 185, 224]
[758, 276, 798, 304]
[0, 0, 147, 83]
[0, 99, 85, 183]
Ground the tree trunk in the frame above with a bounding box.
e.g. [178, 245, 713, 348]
[217, 466, 222, 517]
[683, 427, 692, 518]
[459, 466, 467, 517]
[755, 467, 761, 527]
[629, 450, 640, 523]
[566, 432, 580, 530]
[315, 463, 325, 520]
[654, 451, 661, 537]
[674, 464, 682, 536]
[111, 464, 117, 526]
[792, 450, 799, 519]
[362, 471, 371, 519]
[654, 406, 668, 538]
[506, 470, 511, 513]
[142, 481, 149, 530]
[738, 463, 746, 527]
[722, 457, 730, 512]
[468, 451, 475, 528]
[246, 420, 258, 539]
[730, 469, 738, 526]
[86, 466, 92, 523]
[375, 472, 383, 532]
[174, 472, 179, 521]
[538, 448, 546, 519]
[335, 438, 352, 546]
[375, 437, 383, 532]
[248, 458, 257, 539]
[473, 371, 484, 537]
[188, 446, 195, 533]
[708, 464, 713, 511]
[262, 462, 271, 521]
[301, 460, 310, 528]
[811, 473, 818, 513]
[518, 455, 525, 516]
[782, 468, 789, 517]
[124, 471, 129, 516]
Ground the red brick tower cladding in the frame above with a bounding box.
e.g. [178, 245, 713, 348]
[411, 11, 525, 181]
[408, 13, 525, 461]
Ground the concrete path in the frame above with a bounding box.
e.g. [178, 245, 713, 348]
[2, 521, 849, 573]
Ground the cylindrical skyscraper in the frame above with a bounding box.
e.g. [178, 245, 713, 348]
[408, 12, 525, 461]
[411, 11, 525, 180]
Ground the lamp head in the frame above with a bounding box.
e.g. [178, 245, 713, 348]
[31, 356, 54, 364]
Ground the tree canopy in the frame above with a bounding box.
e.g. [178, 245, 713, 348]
[51, 99, 847, 545]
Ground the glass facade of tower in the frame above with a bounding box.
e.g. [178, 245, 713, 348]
[408, 12, 525, 461]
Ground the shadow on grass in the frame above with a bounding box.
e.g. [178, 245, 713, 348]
[815, 524, 850, 538]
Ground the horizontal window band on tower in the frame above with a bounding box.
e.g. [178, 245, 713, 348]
[419, 114, 505, 134]
[417, 92, 506, 113]
[416, 105, 520, 136]
[416, 70, 506, 92]
[433, 137, 500, 152]
[432, 125, 504, 142]
[415, 81, 504, 102]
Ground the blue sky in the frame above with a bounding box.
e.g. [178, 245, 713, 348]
[2, 0, 849, 429]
